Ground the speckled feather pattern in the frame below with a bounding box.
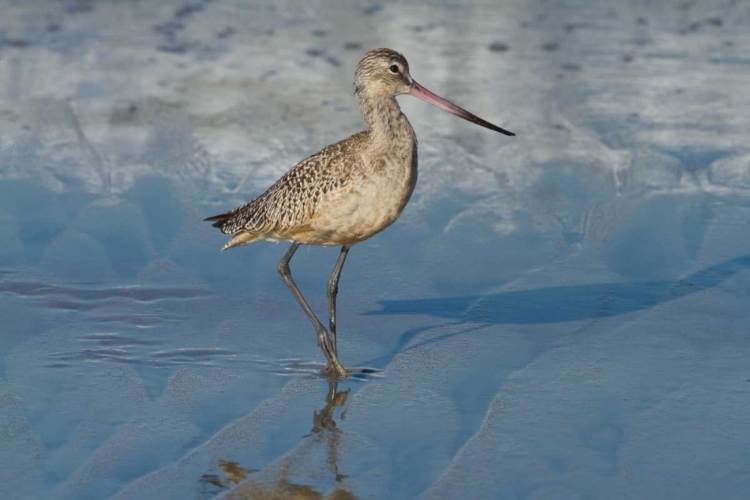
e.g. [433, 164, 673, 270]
[216, 132, 370, 236]
[208, 48, 419, 250]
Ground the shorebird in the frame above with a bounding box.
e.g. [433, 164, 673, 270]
[205, 48, 514, 377]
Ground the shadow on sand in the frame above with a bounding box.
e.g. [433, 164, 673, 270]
[357, 255, 750, 369]
[365, 255, 750, 325]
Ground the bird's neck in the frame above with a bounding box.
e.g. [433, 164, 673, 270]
[357, 93, 415, 147]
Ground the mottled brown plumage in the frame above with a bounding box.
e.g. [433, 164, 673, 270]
[205, 48, 514, 377]
[208, 50, 418, 250]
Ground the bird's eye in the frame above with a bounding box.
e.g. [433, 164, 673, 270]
[388, 64, 400, 73]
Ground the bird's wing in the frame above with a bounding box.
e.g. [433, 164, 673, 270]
[206, 133, 366, 236]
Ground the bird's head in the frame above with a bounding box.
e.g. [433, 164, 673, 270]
[353, 48, 515, 136]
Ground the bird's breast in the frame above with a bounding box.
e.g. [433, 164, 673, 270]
[306, 142, 418, 245]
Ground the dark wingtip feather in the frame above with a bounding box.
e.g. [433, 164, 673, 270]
[204, 212, 233, 228]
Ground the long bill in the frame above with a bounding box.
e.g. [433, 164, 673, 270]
[407, 81, 515, 136]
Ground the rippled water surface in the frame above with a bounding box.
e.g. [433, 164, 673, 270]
[1, 0, 750, 498]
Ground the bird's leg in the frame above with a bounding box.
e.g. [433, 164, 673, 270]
[326, 245, 350, 357]
[277, 243, 348, 377]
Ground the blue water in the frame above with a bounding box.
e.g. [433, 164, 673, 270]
[1, 0, 749, 499]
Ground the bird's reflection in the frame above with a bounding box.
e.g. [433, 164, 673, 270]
[200, 375, 356, 499]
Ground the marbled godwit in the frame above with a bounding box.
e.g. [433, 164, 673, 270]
[205, 48, 514, 377]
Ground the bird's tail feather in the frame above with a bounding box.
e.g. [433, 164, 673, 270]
[205, 211, 264, 250]
[204, 212, 233, 228]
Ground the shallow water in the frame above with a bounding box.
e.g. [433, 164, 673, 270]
[1, 0, 749, 498]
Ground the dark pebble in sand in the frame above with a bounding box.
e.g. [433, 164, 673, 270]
[412, 24, 436, 32]
[305, 48, 341, 67]
[541, 42, 559, 51]
[154, 20, 185, 39]
[65, 1, 94, 14]
[325, 56, 341, 67]
[174, 2, 204, 20]
[216, 27, 235, 39]
[560, 63, 581, 71]
[363, 4, 382, 15]
[158, 44, 189, 54]
[344, 42, 362, 51]
[488, 42, 509, 52]
[0, 38, 31, 48]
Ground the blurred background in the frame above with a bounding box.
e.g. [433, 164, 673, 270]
[1, 0, 749, 498]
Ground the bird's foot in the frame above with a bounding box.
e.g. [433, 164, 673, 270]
[322, 360, 348, 378]
[316, 328, 348, 378]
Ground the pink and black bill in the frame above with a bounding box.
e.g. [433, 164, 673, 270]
[408, 81, 515, 137]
